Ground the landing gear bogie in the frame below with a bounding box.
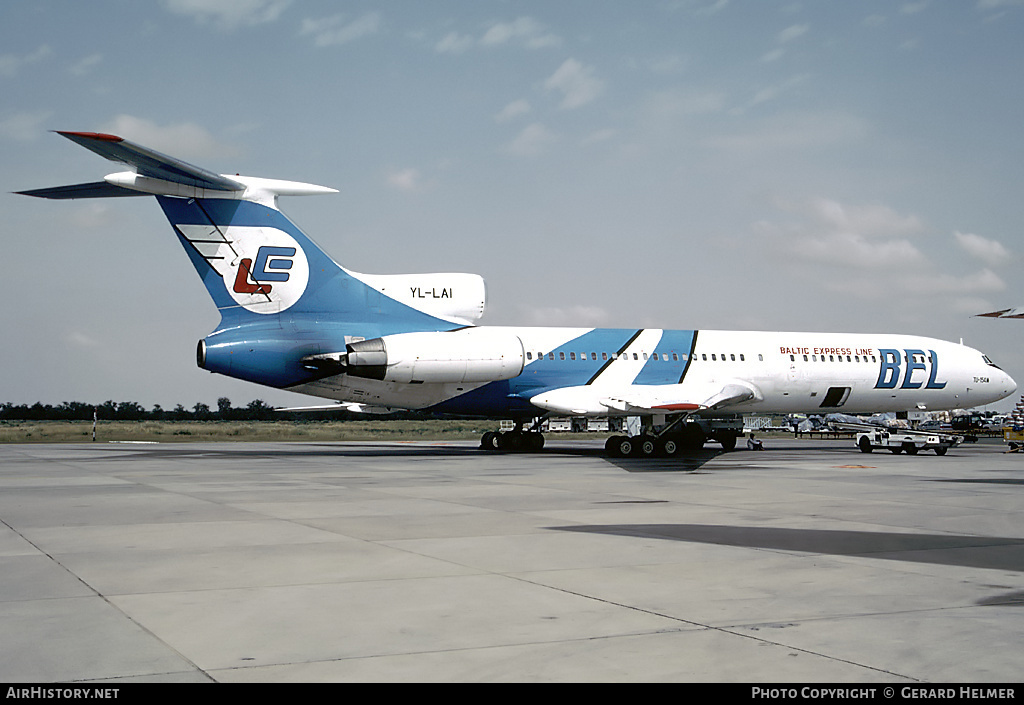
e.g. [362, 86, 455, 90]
[480, 429, 544, 452]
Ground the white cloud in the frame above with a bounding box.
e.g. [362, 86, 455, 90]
[386, 168, 423, 192]
[98, 115, 241, 160]
[745, 74, 811, 109]
[66, 331, 101, 349]
[901, 2, 930, 14]
[0, 45, 51, 78]
[777, 24, 810, 43]
[494, 100, 531, 123]
[503, 123, 556, 157]
[757, 197, 927, 270]
[954, 230, 1011, 266]
[69, 54, 102, 76]
[696, 0, 730, 16]
[709, 111, 868, 152]
[902, 268, 1005, 296]
[162, 0, 292, 30]
[480, 17, 561, 49]
[752, 198, 1009, 306]
[300, 12, 381, 47]
[977, 0, 1024, 9]
[435, 31, 475, 55]
[0, 111, 52, 141]
[582, 128, 616, 145]
[544, 59, 605, 110]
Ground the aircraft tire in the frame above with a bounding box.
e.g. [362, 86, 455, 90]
[637, 436, 657, 456]
[610, 436, 634, 457]
[496, 431, 518, 451]
[658, 436, 681, 457]
[481, 432, 499, 451]
[605, 436, 622, 455]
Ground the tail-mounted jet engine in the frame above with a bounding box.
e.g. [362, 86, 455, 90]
[345, 328, 525, 384]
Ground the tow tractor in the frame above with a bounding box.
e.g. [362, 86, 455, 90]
[830, 421, 963, 456]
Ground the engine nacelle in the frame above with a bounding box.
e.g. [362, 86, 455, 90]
[346, 328, 524, 384]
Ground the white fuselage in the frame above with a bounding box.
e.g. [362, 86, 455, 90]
[290, 327, 1016, 418]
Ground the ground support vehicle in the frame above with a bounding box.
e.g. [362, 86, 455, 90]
[1005, 426, 1024, 453]
[831, 421, 963, 456]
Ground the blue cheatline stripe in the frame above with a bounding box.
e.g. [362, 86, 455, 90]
[516, 328, 649, 395]
[632, 329, 697, 386]
[426, 327, 701, 418]
[586, 329, 643, 384]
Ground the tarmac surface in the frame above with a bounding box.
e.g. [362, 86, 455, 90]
[0, 437, 1021, 683]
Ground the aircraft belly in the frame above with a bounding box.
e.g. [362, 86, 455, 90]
[290, 376, 487, 410]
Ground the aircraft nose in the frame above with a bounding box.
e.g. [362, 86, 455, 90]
[1004, 369, 1018, 396]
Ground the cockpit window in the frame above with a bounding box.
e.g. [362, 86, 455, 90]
[983, 355, 1003, 370]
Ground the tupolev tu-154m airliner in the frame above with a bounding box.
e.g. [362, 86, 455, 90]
[19, 131, 1017, 457]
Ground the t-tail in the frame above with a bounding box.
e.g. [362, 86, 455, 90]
[18, 131, 486, 388]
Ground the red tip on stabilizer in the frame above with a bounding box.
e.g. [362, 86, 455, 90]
[55, 131, 123, 142]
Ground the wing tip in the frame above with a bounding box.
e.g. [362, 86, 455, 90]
[55, 130, 124, 143]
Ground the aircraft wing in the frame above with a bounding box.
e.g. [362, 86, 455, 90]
[530, 380, 759, 416]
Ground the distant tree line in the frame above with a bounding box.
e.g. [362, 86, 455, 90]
[0, 398, 422, 422]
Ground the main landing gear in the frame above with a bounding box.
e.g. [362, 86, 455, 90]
[603, 422, 736, 458]
[480, 429, 545, 451]
[479, 416, 741, 457]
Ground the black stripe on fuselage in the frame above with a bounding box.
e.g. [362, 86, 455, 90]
[585, 329, 644, 385]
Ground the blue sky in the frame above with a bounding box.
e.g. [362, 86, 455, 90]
[2, 0, 1023, 411]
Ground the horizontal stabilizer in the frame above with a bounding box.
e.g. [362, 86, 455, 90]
[18, 130, 338, 206]
[55, 131, 244, 192]
[15, 181, 144, 199]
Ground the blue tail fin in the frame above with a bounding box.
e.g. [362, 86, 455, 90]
[158, 195, 332, 321]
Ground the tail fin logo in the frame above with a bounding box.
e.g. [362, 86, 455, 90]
[232, 247, 297, 296]
[177, 224, 309, 314]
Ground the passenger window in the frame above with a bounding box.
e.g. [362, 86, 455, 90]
[527, 352, 533, 360]
[602, 352, 608, 360]
[570, 352, 576, 360]
[702, 354, 707, 361]
[548, 352, 554, 360]
[731, 354, 736, 361]
[559, 352, 565, 360]
[592, 353, 597, 360]
[711, 354, 717, 361]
